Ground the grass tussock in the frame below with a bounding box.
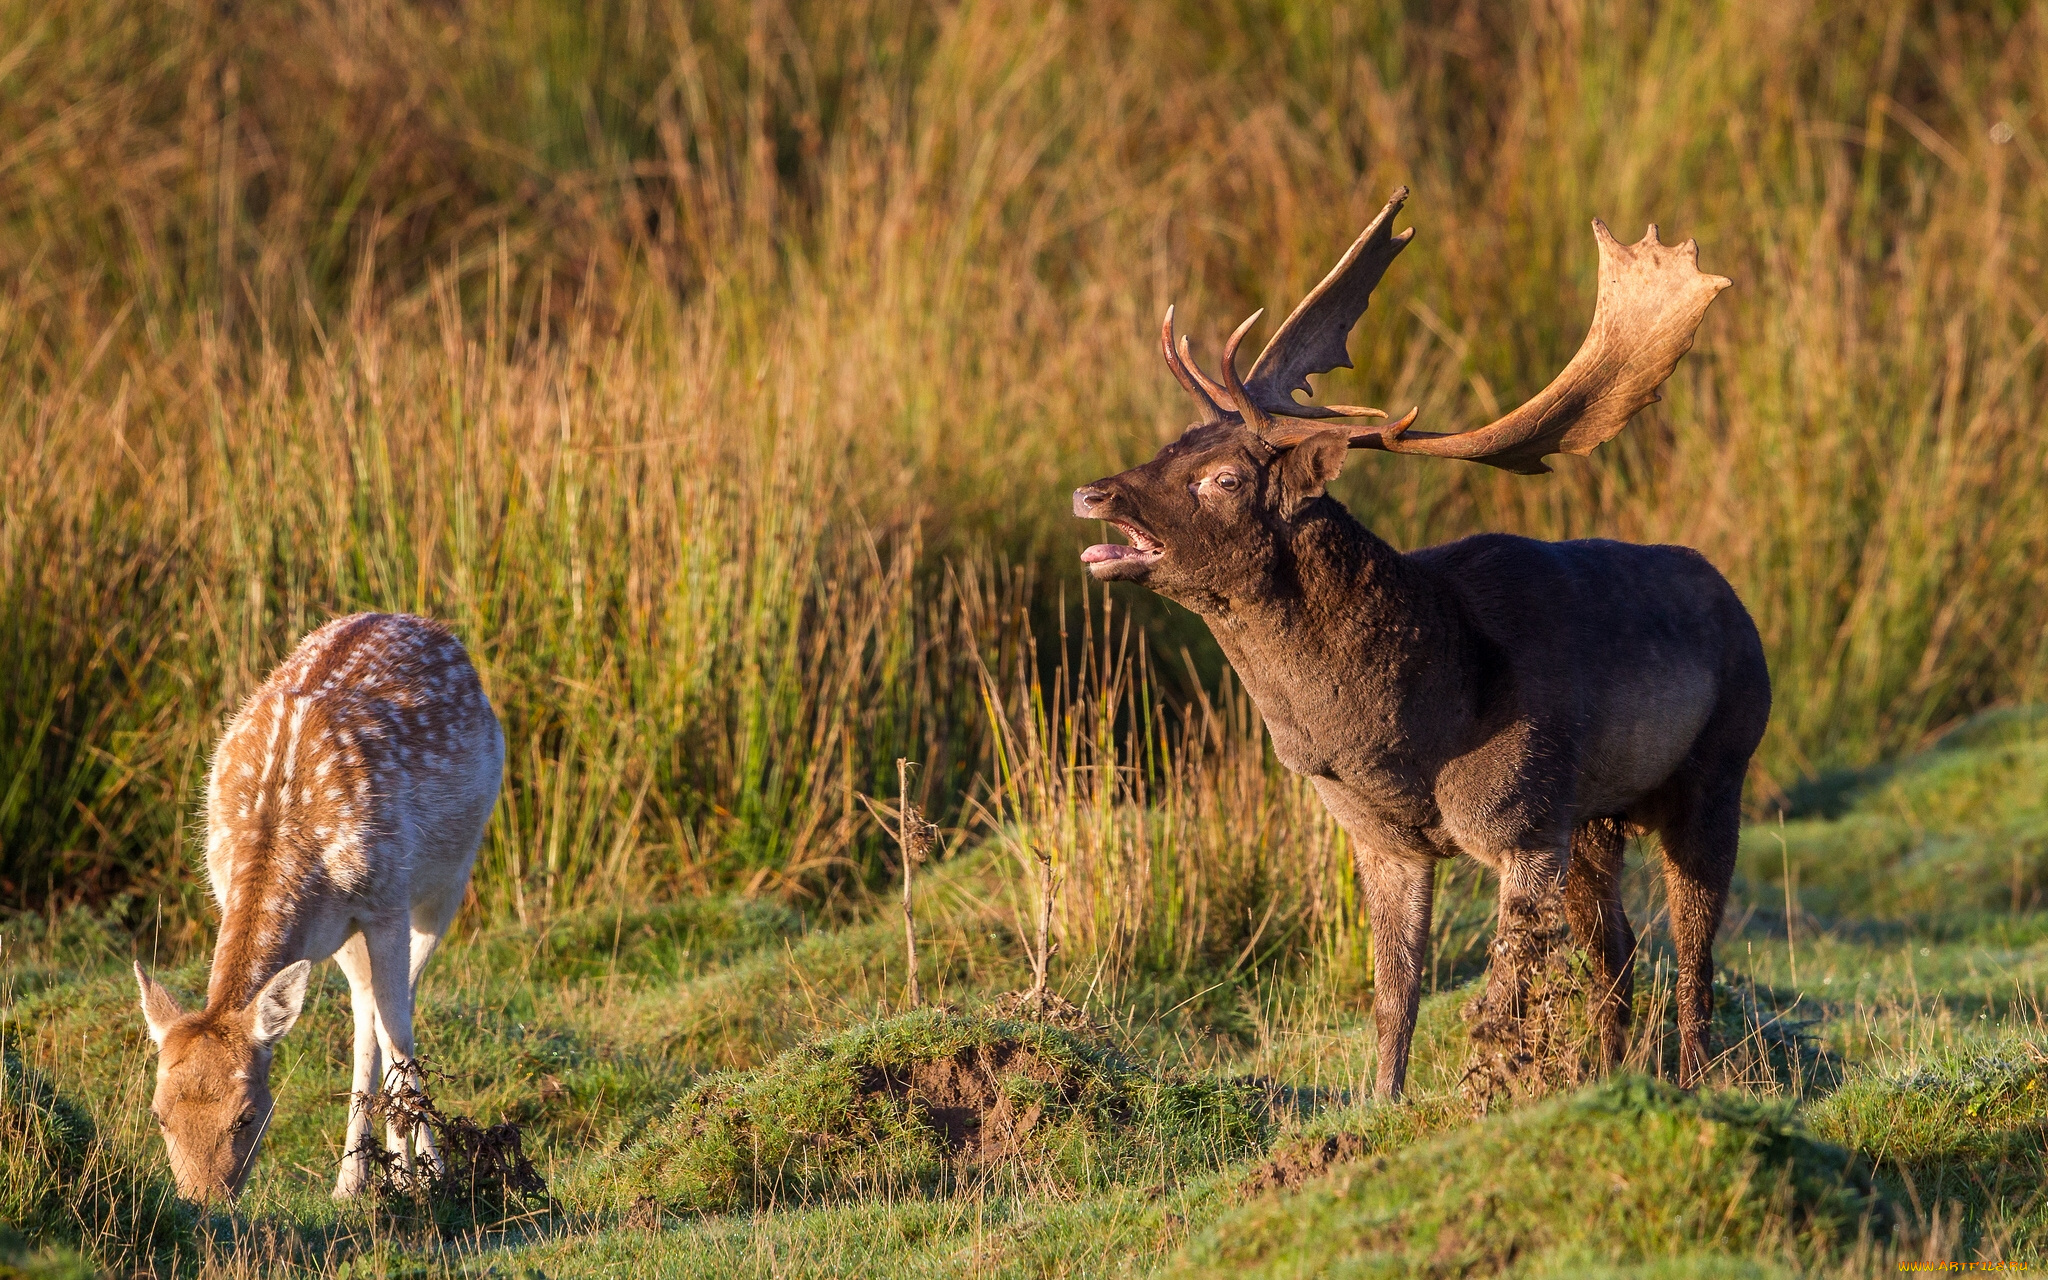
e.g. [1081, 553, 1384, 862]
[624, 1006, 1265, 1214]
[0, 1230, 97, 1280]
[1178, 1076, 1889, 1280]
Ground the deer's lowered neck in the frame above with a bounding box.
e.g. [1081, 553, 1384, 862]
[200, 818, 351, 1013]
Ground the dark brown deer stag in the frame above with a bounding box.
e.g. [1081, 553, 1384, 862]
[1073, 189, 1768, 1098]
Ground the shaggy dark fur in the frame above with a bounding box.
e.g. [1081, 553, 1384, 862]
[1075, 421, 1770, 1097]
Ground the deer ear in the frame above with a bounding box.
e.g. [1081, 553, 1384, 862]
[135, 962, 184, 1048]
[1277, 429, 1352, 514]
[249, 960, 312, 1048]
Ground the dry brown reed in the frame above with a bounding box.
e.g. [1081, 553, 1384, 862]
[3, 0, 2045, 973]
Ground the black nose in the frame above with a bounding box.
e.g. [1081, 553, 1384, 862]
[1072, 486, 1109, 518]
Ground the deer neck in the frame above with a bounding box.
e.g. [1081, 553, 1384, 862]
[1215, 499, 1439, 644]
[203, 832, 311, 1012]
[1202, 498, 1475, 756]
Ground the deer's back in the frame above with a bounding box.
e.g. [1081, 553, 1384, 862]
[204, 614, 503, 914]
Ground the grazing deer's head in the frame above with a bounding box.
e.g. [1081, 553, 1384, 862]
[1073, 188, 1731, 604]
[134, 960, 311, 1202]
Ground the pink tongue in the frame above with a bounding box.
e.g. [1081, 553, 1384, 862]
[1081, 544, 1131, 564]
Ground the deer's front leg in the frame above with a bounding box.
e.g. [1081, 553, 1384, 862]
[333, 934, 381, 1199]
[392, 888, 461, 1178]
[1358, 850, 1436, 1101]
[1466, 846, 1569, 1102]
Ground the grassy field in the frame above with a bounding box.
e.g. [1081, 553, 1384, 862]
[5, 712, 2046, 1275]
[3, 0, 2047, 1274]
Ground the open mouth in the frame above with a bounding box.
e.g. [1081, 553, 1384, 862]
[1081, 521, 1164, 567]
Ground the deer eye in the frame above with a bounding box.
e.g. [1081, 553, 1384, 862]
[231, 1109, 256, 1133]
[1207, 471, 1242, 493]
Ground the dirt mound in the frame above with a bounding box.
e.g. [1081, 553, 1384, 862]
[856, 1040, 1081, 1165]
[623, 1195, 666, 1231]
[625, 1007, 1266, 1213]
[1238, 1132, 1369, 1196]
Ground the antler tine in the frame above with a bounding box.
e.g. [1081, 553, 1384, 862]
[1337, 405, 1418, 450]
[1161, 306, 1228, 421]
[1220, 309, 1274, 436]
[1320, 404, 1390, 419]
[1268, 404, 1411, 450]
[1178, 334, 1235, 411]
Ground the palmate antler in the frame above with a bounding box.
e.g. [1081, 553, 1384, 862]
[1165, 187, 1414, 430]
[1167, 188, 1732, 475]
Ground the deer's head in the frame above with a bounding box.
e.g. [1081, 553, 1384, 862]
[1074, 188, 1730, 603]
[134, 960, 311, 1202]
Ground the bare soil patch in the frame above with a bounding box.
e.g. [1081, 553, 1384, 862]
[1238, 1132, 1370, 1197]
[856, 1039, 1082, 1166]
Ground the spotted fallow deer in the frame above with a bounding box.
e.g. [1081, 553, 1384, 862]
[1072, 189, 1770, 1098]
[133, 612, 504, 1201]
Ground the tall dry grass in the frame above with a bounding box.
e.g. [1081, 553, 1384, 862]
[3, 0, 2046, 971]
[974, 582, 1360, 987]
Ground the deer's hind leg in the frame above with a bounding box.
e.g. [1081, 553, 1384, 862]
[359, 917, 435, 1179]
[1656, 775, 1743, 1089]
[1564, 818, 1636, 1070]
